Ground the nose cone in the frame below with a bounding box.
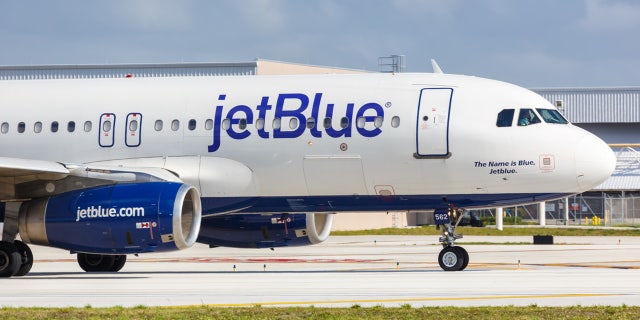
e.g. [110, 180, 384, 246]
[575, 134, 616, 191]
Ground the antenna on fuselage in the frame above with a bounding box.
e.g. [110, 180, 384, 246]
[431, 59, 444, 74]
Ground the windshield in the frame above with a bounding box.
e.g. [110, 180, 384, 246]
[536, 108, 568, 124]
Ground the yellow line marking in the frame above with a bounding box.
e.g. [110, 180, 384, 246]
[179, 293, 620, 307]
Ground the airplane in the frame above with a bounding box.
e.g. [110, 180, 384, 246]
[0, 70, 615, 277]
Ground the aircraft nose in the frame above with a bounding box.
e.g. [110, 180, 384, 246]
[575, 134, 616, 191]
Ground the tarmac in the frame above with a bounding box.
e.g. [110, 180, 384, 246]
[1, 235, 639, 308]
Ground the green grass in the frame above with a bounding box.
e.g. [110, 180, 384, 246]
[331, 226, 640, 237]
[1, 305, 638, 319]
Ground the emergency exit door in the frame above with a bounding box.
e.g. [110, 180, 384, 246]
[415, 88, 453, 158]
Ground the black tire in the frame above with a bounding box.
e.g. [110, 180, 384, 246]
[13, 240, 33, 276]
[454, 246, 469, 271]
[110, 255, 127, 272]
[438, 246, 464, 271]
[0, 241, 21, 277]
[77, 253, 116, 272]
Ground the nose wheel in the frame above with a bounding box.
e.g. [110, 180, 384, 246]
[434, 206, 469, 271]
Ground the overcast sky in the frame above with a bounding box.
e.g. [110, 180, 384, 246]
[1, 0, 639, 87]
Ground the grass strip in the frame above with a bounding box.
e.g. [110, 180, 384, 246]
[331, 226, 640, 237]
[1, 305, 638, 320]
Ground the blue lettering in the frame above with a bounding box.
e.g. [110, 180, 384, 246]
[273, 93, 308, 138]
[208, 92, 385, 152]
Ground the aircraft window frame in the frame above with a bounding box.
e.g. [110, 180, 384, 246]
[205, 119, 213, 130]
[239, 118, 247, 130]
[222, 119, 230, 130]
[34, 122, 43, 133]
[391, 116, 400, 128]
[0, 122, 8, 134]
[67, 121, 76, 133]
[374, 116, 383, 128]
[154, 120, 163, 131]
[102, 120, 112, 133]
[536, 108, 568, 124]
[356, 117, 365, 129]
[188, 119, 196, 131]
[517, 108, 541, 126]
[129, 119, 139, 132]
[17, 122, 25, 133]
[289, 118, 298, 130]
[496, 109, 515, 127]
[51, 121, 59, 133]
[340, 117, 349, 129]
[272, 118, 281, 130]
[171, 119, 180, 131]
[84, 121, 92, 132]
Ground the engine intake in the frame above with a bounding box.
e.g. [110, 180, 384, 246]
[197, 213, 333, 248]
[18, 182, 201, 254]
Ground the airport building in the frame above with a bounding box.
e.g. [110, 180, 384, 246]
[1, 60, 638, 229]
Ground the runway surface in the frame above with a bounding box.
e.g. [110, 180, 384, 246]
[1, 235, 639, 307]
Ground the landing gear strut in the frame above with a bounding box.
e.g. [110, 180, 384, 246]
[434, 206, 468, 271]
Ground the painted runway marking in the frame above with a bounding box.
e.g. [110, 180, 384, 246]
[189, 293, 622, 307]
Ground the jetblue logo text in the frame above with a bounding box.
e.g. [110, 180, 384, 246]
[76, 206, 145, 222]
[208, 93, 385, 152]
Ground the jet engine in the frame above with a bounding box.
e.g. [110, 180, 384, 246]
[197, 213, 333, 248]
[18, 182, 201, 254]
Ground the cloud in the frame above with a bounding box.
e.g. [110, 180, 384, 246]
[580, 0, 640, 31]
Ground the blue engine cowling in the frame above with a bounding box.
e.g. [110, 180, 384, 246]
[197, 213, 333, 248]
[18, 182, 202, 254]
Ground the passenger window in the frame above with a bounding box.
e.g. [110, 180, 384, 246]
[171, 120, 179, 131]
[154, 120, 163, 131]
[222, 119, 230, 130]
[340, 117, 349, 129]
[68, 121, 76, 132]
[356, 117, 365, 128]
[84, 121, 92, 132]
[239, 118, 247, 130]
[17, 122, 25, 133]
[255, 118, 265, 130]
[273, 118, 281, 130]
[289, 118, 298, 130]
[517, 109, 541, 126]
[323, 117, 332, 129]
[391, 116, 400, 128]
[34, 122, 43, 133]
[374, 116, 383, 128]
[1, 122, 8, 134]
[188, 119, 196, 131]
[306, 117, 316, 129]
[129, 120, 139, 132]
[103, 120, 112, 132]
[536, 108, 568, 124]
[496, 109, 515, 127]
[205, 119, 213, 130]
[51, 121, 59, 133]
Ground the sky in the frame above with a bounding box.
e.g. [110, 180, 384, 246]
[1, 0, 639, 87]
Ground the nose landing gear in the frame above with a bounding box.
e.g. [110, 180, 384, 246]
[434, 206, 469, 271]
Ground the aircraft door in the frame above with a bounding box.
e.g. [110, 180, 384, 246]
[415, 88, 453, 158]
[99, 113, 115, 147]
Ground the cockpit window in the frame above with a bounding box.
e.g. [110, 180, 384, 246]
[496, 109, 515, 127]
[517, 108, 541, 126]
[536, 108, 568, 124]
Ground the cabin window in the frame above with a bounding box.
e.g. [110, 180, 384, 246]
[222, 119, 230, 130]
[34, 122, 43, 133]
[129, 120, 139, 132]
[238, 118, 247, 130]
[68, 121, 76, 132]
[289, 118, 298, 130]
[205, 119, 213, 130]
[17, 122, 25, 133]
[356, 117, 365, 128]
[306, 117, 316, 129]
[272, 118, 281, 130]
[374, 116, 383, 128]
[171, 120, 179, 131]
[84, 121, 92, 132]
[340, 117, 349, 129]
[536, 108, 568, 124]
[188, 119, 196, 131]
[154, 120, 163, 131]
[391, 116, 400, 128]
[1, 122, 8, 134]
[51, 121, 59, 133]
[323, 117, 332, 129]
[255, 118, 265, 130]
[517, 109, 541, 126]
[496, 109, 515, 127]
[102, 120, 112, 132]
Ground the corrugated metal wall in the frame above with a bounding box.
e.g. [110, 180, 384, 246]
[0, 63, 257, 80]
[533, 88, 640, 124]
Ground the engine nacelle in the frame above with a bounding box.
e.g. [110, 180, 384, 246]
[197, 213, 333, 248]
[18, 182, 201, 254]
